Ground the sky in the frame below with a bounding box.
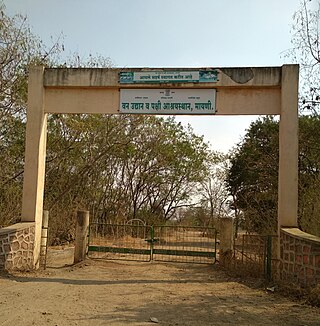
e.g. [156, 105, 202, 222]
[4, 0, 302, 153]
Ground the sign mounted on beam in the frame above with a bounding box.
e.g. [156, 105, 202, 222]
[120, 89, 216, 115]
[119, 70, 218, 84]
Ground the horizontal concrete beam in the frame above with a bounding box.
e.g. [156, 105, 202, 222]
[44, 67, 282, 89]
[44, 87, 281, 115]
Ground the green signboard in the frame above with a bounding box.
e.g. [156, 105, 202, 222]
[119, 70, 218, 84]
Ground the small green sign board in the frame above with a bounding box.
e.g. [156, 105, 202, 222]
[119, 70, 218, 84]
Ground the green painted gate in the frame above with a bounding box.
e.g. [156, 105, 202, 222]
[88, 222, 217, 264]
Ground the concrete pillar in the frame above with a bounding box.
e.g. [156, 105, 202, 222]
[278, 64, 299, 228]
[219, 218, 234, 253]
[21, 66, 47, 269]
[74, 210, 90, 264]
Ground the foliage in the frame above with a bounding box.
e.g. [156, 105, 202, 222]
[44, 114, 211, 241]
[0, 3, 63, 121]
[289, 0, 320, 113]
[173, 152, 230, 228]
[298, 116, 320, 235]
[0, 116, 25, 226]
[0, 3, 62, 226]
[0, 4, 112, 231]
[226, 117, 279, 235]
[198, 152, 230, 225]
[227, 116, 320, 237]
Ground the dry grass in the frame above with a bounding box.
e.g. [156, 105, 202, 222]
[308, 284, 320, 306]
[90, 235, 148, 248]
[277, 281, 320, 307]
[224, 257, 264, 278]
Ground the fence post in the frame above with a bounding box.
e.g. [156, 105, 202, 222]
[219, 218, 234, 265]
[266, 235, 273, 281]
[74, 210, 89, 264]
[150, 226, 154, 261]
[40, 210, 49, 269]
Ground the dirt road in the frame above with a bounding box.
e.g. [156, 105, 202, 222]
[0, 248, 320, 326]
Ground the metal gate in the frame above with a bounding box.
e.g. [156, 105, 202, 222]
[88, 222, 217, 264]
[233, 234, 278, 280]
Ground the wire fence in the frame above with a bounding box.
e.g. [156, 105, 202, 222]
[231, 234, 278, 280]
[153, 225, 217, 264]
[88, 223, 151, 261]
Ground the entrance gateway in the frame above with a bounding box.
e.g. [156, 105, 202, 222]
[23, 65, 299, 268]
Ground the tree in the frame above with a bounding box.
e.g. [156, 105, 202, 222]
[42, 114, 212, 241]
[0, 4, 64, 227]
[0, 3, 63, 120]
[227, 115, 320, 237]
[226, 117, 279, 235]
[197, 152, 230, 227]
[290, 0, 320, 113]
[0, 117, 25, 227]
[298, 116, 320, 235]
[0, 4, 114, 230]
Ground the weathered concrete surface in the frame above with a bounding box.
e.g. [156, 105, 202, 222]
[278, 64, 299, 228]
[219, 218, 234, 253]
[44, 66, 282, 88]
[21, 66, 47, 269]
[44, 67, 283, 115]
[74, 211, 89, 264]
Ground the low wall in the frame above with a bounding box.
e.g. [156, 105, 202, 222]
[280, 228, 320, 287]
[0, 222, 35, 270]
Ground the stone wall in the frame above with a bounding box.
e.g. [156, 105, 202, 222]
[0, 223, 35, 270]
[280, 228, 320, 287]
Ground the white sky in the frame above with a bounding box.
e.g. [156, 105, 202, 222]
[4, 0, 301, 153]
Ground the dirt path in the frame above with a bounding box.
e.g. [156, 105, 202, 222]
[0, 248, 320, 326]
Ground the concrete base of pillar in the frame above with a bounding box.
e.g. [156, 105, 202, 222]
[0, 223, 35, 271]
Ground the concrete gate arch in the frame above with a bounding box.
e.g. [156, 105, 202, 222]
[22, 65, 299, 269]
